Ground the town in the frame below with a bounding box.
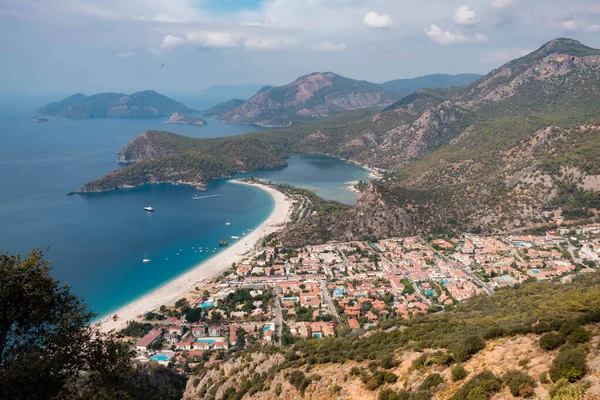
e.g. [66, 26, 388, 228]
[120, 226, 600, 373]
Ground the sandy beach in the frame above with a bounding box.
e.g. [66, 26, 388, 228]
[96, 180, 291, 333]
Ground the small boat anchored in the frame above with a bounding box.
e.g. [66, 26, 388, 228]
[219, 238, 229, 246]
[225, 218, 231, 226]
[144, 206, 155, 212]
[231, 236, 240, 240]
[142, 254, 151, 263]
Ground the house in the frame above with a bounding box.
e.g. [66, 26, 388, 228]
[191, 325, 207, 337]
[208, 325, 221, 337]
[348, 319, 361, 330]
[136, 329, 163, 352]
[213, 341, 229, 350]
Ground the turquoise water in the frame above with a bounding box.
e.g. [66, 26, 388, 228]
[234, 154, 370, 205]
[195, 339, 216, 344]
[0, 95, 369, 320]
[150, 355, 169, 361]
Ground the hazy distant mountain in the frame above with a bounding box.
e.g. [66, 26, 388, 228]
[195, 84, 269, 101]
[201, 99, 245, 117]
[219, 72, 402, 126]
[379, 73, 482, 96]
[38, 90, 196, 118]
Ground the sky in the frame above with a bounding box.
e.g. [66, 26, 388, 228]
[1, 0, 600, 94]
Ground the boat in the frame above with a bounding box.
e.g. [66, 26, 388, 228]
[219, 238, 229, 246]
[144, 206, 155, 212]
[225, 218, 231, 226]
[142, 254, 151, 263]
[231, 236, 240, 240]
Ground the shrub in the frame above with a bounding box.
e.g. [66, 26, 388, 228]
[419, 374, 443, 391]
[567, 326, 591, 344]
[411, 354, 427, 371]
[449, 371, 502, 400]
[502, 370, 536, 397]
[539, 332, 566, 351]
[424, 351, 454, 367]
[533, 321, 551, 334]
[288, 370, 312, 395]
[381, 355, 399, 369]
[452, 364, 468, 381]
[483, 326, 504, 340]
[549, 347, 587, 383]
[539, 372, 549, 384]
[548, 379, 590, 399]
[449, 335, 486, 362]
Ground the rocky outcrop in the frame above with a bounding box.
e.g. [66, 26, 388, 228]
[164, 112, 206, 126]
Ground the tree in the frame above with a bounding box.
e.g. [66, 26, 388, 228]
[549, 347, 587, 383]
[452, 364, 468, 381]
[0, 249, 186, 400]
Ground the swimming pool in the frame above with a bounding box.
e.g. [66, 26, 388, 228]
[532, 269, 540, 274]
[282, 297, 299, 302]
[426, 290, 435, 296]
[195, 339, 216, 344]
[313, 332, 322, 338]
[200, 302, 215, 309]
[150, 355, 169, 361]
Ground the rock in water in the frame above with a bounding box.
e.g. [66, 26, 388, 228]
[165, 112, 207, 126]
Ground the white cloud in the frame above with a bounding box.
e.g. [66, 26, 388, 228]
[117, 52, 135, 58]
[187, 31, 239, 49]
[152, 35, 186, 55]
[561, 19, 581, 31]
[454, 6, 478, 26]
[312, 40, 347, 52]
[589, 24, 600, 33]
[491, 0, 515, 11]
[244, 37, 297, 50]
[475, 33, 489, 42]
[363, 12, 393, 29]
[425, 25, 487, 45]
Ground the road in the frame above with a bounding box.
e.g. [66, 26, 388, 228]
[319, 280, 339, 319]
[273, 291, 283, 345]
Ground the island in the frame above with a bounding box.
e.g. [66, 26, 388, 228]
[37, 90, 196, 119]
[164, 112, 207, 126]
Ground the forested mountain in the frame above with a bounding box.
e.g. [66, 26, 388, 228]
[379, 73, 482, 96]
[218, 72, 401, 126]
[38, 90, 196, 118]
[80, 38, 600, 242]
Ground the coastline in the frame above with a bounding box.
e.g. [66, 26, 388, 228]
[95, 180, 292, 333]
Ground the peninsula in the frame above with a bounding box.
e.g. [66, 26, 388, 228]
[38, 90, 196, 118]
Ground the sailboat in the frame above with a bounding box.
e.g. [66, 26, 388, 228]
[142, 254, 151, 263]
[225, 218, 231, 226]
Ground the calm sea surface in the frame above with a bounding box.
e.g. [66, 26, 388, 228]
[0, 95, 368, 318]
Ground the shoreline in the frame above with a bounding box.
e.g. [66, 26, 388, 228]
[95, 179, 292, 333]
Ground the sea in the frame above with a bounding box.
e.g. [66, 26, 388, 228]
[0, 95, 370, 319]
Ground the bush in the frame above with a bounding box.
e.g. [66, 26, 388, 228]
[533, 321, 551, 334]
[288, 370, 312, 395]
[549, 347, 587, 383]
[567, 326, 591, 344]
[449, 371, 502, 400]
[502, 370, 536, 397]
[539, 332, 566, 351]
[452, 364, 468, 381]
[548, 379, 590, 399]
[449, 335, 486, 362]
[483, 326, 504, 340]
[381, 355, 399, 369]
[539, 372, 549, 384]
[419, 374, 443, 391]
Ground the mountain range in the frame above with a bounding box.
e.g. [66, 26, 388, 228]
[379, 73, 482, 96]
[216, 72, 402, 127]
[38, 90, 196, 118]
[78, 38, 600, 244]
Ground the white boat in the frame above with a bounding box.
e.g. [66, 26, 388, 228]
[231, 236, 240, 240]
[144, 206, 155, 212]
[142, 254, 151, 263]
